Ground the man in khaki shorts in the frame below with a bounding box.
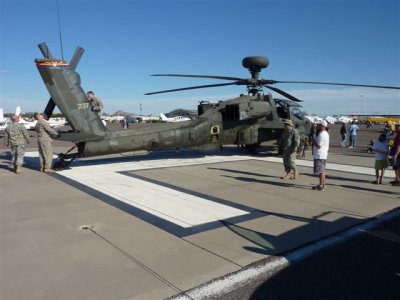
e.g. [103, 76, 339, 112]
[312, 120, 330, 191]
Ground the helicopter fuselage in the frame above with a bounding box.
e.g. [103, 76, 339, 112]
[80, 94, 309, 157]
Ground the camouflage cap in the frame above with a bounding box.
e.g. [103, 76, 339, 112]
[283, 119, 293, 126]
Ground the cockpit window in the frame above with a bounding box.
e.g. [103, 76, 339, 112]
[292, 108, 305, 120]
[276, 103, 289, 119]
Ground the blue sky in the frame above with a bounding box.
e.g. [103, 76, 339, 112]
[1, 0, 399, 116]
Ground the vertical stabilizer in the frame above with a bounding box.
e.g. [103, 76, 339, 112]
[35, 48, 105, 137]
[160, 113, 168, 121]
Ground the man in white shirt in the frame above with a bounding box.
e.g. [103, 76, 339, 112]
[312, 120, 330, 191]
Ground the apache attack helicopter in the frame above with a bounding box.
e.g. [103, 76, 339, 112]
[34, 43, 400, 169]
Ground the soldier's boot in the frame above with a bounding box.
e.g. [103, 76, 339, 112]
[291, 169, 299, 180]
[280, 173, 291, 180]
[15, 166, 23, 174]
[43, 168, 54, 173]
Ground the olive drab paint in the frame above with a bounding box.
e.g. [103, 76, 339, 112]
[35, 43, 311, 168]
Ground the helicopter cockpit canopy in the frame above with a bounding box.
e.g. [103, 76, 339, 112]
[275, 98, 306, 121]
[275, 98, 302, 108]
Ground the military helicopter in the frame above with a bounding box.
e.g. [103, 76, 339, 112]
[34, 43, 399, 168]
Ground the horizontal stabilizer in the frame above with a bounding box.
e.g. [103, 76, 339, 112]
[58, 132, 105, 143]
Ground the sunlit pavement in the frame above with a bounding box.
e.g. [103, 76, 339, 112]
[1, 142, 399, 299]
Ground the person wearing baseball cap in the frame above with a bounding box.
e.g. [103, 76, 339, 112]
[312, 119, 330, 191]
[278, 119, 301, 180]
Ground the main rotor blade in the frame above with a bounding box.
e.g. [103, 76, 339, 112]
[145, 82, 237, 95]
[151, 74, 244, 81]
[272, 80, 400, 90]
[264, 85, 302, 102]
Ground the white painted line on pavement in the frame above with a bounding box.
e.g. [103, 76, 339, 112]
[56, 156, 251, 228]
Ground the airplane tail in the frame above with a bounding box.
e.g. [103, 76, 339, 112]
[160, 113, 169, 121]
[35, 43, 106, 139]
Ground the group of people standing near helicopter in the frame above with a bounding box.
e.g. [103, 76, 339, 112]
[278, 118, 400, 189]
[5, 113, 59, 174]
[278, 119, 329, 191]
[4, 91, 104, 174]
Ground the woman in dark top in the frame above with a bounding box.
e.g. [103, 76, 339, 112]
[340, 123, 347, 147]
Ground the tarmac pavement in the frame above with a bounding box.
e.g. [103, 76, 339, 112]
[0, 123, 399, 299]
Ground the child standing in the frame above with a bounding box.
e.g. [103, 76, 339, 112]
[371, 134, 388, 184]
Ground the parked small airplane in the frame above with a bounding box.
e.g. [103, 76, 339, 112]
[14, 107, 37, 129]
[160, 113, 191, 122]
[325, 116, 337, 124]
[0, 108, 8, 132]
[338, 116, 353, 123]
[47, 118, 66, 129]
[0, 115, 34, 131]
[304, 115, 323, 123]
[1, 106, 66, 131]
[19, 118, 37, 130]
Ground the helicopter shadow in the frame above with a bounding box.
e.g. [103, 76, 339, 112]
[220, 209, 362, 256]
[208, 166, 275, 179]
[299, 172, 398, 195]
[327, 183, 398, 196]
[300, 172, 371, 184]
[221, 174, 311, 189]
[208, 166, 310, 189]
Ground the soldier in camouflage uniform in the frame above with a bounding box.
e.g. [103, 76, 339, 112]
[5, 115, 30, 174]
[87, 91, 104, 116]
[278, 119, 300, 180]
[34, 113, 59, 173]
